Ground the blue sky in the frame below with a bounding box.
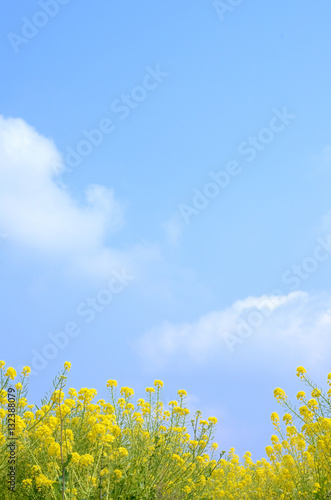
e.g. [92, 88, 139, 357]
[1, 0, 331, 459]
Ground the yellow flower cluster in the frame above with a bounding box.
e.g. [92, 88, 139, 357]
[1, 362, 331, 499]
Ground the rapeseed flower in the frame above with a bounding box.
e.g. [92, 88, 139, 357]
[1, 360, 330, 500]
[21, 366, 31, 376]
[107, 379, 117, 387]
[296, 366, 307, 378]
[5, 367, 16, 379]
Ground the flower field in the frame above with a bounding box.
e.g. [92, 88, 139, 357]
[0, 362, 331, 499]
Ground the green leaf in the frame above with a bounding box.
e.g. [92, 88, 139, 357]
[53, 483, 60, 492]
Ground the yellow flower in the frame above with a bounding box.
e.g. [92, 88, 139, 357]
[118, 447, 129, 458]
[68, 388, 77, 398]
[71, 452, 81, 464]
[35, 474, 55, 490]
[177, 389, 187, 397]
[0, 361, 5, 369]
[208, 416, 218, 425]
[154, 379, 164, 387]
[68, 488, 78, 498]
[113, 469, 122, 479]
[23, 411, 34, 421]
[265, 445, 273, 456]
[211, 442, 218, 450]
[172, 453, 183, 463]
[22, 478, 32, 487]
[48, 442, 61, 457]
[273, 388, 286, 401]
[88, 475, 97, 486]
[15, 382, 22, 391]
[120, 386, 134, 397]
[271, 412, 280, 423]
[311, 388, 321, 398]
[79, 454, 94, 467]
[271, 434, 279, 444]
[107, 379, 117, 388]
[100, 468, 109, 477]
[64, 398, 76, 408]
[307, 398, 318, 409]
[51, 390, 64, 403]
[117, 398, 126, 408]
[313, 483, 321, 493]
[18, 397, 28, 408]
[296, 391, 306, 400]
[5, 367, 16, 380]
[31, 465, 41, 475]
[102, 434, 115, 444]
[283, 413, 293, 424]
[21, 366, 31, 376]
[64, 361, 71, 371]
[78, 388, 97, 403]
[296, 366, 306, 378]
[146, 387, 155, 393]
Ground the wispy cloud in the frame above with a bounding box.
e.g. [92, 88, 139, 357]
[137, 291, 331, 368]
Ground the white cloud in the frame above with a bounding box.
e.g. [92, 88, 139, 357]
[0, 116, 155, 277]
[137, 291, 331, 368]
